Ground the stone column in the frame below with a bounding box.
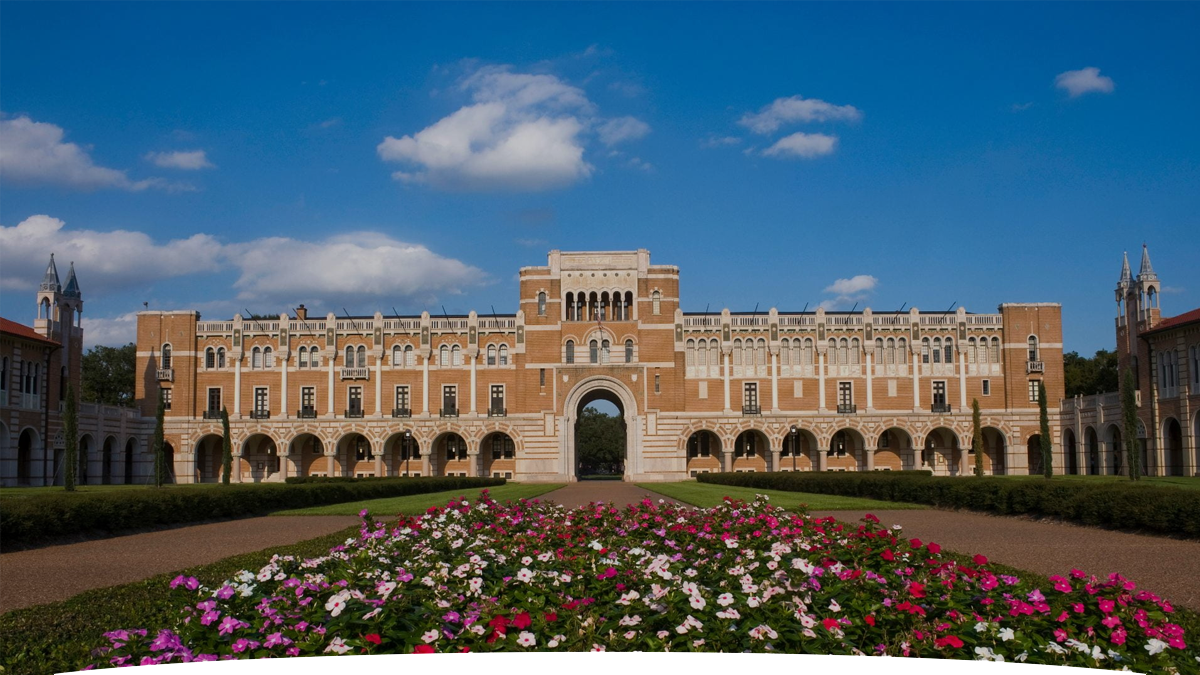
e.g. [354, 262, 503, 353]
[958, 347, 968, 410]
[817, 445, 827, 472]
[470, 354, 478, 415]
[466, 449, 479, 477]
[374, 451, 384, 478]
[865, 351, 874, 411]
[233, 452, 243, 482]
[911, 344, 921, 412]
[770, 448, 781, 472]
[722, 351, 731, 413]
[422, 355, 430, 415]
[770, 351, 779, 413]
[326, 451, 336, 477]
[327, 359, 335, 416]
[864, 444, 876, 472]
[375, 356, 383, 417]
[234, 357, 242, 419]
[818, 352, 827, 411]
[722, 449, 733, 473]
[281, 358, 289, 419]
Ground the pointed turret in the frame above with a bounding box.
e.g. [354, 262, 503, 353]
[40, 254, 61, 293]
[1137, 244, 1157, 281]
[1118, 251, 1132, 289]
[63, 261, 81, 298]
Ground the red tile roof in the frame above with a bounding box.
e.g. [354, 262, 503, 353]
[1144, 307, 1200, 335]
[0, 317, 59, 346]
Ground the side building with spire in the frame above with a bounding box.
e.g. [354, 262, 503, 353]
[1, 255, 154, 486]
[1061, 245, 1199, 476]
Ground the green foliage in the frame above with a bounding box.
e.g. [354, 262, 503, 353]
[63, 383, 78, 492]
[972, 399, 984, 477]
[153, 395, 166, 488]
[1122, 368, 1142, 481]
[220, 407, 233, 485]
[1063, 349, 1119, 398]
[696, 472, 1200, 538]
[1038, 383, 1052, 479]
[576, 406, 625, 475]
[0, 477, 503, 553]
[80, 343, 136, 407]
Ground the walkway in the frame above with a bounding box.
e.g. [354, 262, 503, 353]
[542, 481, 679, 509]
[811, 509, 1200, 611]
[0, 515, 358, 614]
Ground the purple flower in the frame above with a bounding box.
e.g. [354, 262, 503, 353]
[216, 585, 235, 600]
[217, 616, 242, 636]
[149, 630, 181, 652]
[200, 611, 220, 626]
[264, 632, 293, 648]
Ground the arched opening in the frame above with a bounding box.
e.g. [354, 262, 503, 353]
[481, 431, 516, 478]
[17, 429, 36, 486]
[732, 430, 768, 472]
[336, 433, 374, 478]
[686, 430, 722, 475]
[1026, 435, 1043, 475]
[1063, 429, 1078, 475]
[124, 438, 136, 484]
[922, 427, 960, 475]
[1164, 418, 1184, 476]
[981, 427, 1007, 475]
[240, 433, 279, 482]
[781, 427, 818, 472]
[1086, 427, 1101, 475]
[575, 394, 626, 480]
[1105, 425, 1123, 476]
[194, 434, 224, 483]
[102, 436, 116, 484]
[384, 431, 422, 477]
[289, 433, 325, 477]
[162, 442, 176, 483]
[78, 434, 93, 485]
[828, 429, 864, 471]
[433, 432, 470, 477]
[876, 428, 915, 471]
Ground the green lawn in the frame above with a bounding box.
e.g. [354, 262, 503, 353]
[0, 483, 223, 500]
[987, 474, 1200, 490]
[271, 482, 564, 516]
[641, 481, 925, 511]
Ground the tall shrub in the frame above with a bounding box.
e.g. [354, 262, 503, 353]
[1122, 368, 1142, 481]
[153, 395, 165, 488]
[64, 383, 78, 491]
[972, 398, 984, 477]
[220, 406, 233, 485]
[1038, 383, 1052, 478]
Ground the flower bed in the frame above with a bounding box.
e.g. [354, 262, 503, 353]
[94, 493, 1197, 671]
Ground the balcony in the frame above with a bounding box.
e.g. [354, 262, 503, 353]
[156, 368, 174, 382]
[392, 407, 412, 418]
[344, 408, 364, 419]
[340, 367, 370, 380]
[931, 402, 952, 414]
[837, 403, 857, 414]
[488, 407, 507, 418]
[440, 406, 459, 418]
[250, 410, 271, 420]
[741, 404, 761, 416]
[1026, 360, 1045, 374]
[297, 407, 317, 419]
[202, 409, 223, 420]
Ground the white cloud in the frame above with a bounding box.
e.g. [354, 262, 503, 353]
[1011, 102, 1035, 112]
[81, 313, 139, 348]
[824, 275, 878, 295]
[144, 150, 214, 170]
[597, 116, 650, 146]
[761, 132, 838, 159]
[701, 135, 742, 148]
[738, 96, 862, 135]
[515, 237, 548, 247]
[1055, 67, 1115, 98]
[0, 114, 192, 192]
[0, 215, 223, 294]
[319, 118, 342, 129]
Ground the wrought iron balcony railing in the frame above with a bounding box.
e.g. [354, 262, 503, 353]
[202, 409, 222, 420]
[741, 404, 761, 416]
[340, 367, 370, 380]
[440, 406, 459, 418]
[344, 408, 364, 419]
[1026, 360, 1045, 374]
[837, 403, 857, 414]
[250, 410, 271, 420]
[488, 407, 507, 417]
[156, 368, 174, 382]
[392, 407, 412, 418]
[297, 407, 317, 419]
[931, 402, 952, 414]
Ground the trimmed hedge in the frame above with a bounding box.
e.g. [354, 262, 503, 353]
[0, 476, 504, 552]
[697, 472, 1200, 538]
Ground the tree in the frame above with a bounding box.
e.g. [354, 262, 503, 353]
[972, 398, 984, 477]
[221, 406, 233, 485]
[153, 394, 166, 488]
[1121, 368, 1142, 481]
[81, 343, 136, 407]
[1038, 383, 1053, 478]
[64, 383, 78, 491]
[1063, 349, 1119, 398]
[575, 407, 626, 476]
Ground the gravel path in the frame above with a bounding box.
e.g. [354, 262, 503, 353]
[811, 509, 1200, 611]
[542, 482, 679, 509]
[0, 515, 358, 614]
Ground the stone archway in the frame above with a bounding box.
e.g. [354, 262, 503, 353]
[561, 376, 641, 481]
[194, 434, 224, 483]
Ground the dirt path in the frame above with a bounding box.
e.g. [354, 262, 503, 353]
[811, 509, 1200, 611]
[0, 515, 358, 614]
[542, 482, 680, 509]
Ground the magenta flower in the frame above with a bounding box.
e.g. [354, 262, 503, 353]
[217, 616, 242, 636]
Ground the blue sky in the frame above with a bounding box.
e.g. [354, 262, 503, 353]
[1, 2, 1196, 355]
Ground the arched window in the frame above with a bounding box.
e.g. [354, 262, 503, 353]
[439, 344, 449, 366]
[686, 339, 696, 367]
[874, 338, 883, 364]
[652, 291, 661, 315]
[357, 345, 367, 368]
[308, 347, 318, 368]
[1027, 335, 1039, 362]
[978, 338, 989, 364]
[404, 345, 414, 367]
[886, 338, 895, 365]
[487, 344, 497, 366]
[932, 337, 942, 364]
[264, 347, 274, 368]
[625, 291, 634, 320]
[451, 345, 462, 366]
[565, 292, 575, 321]
[967, 338, 976, 364]
[756, 338, 766, 368]
[625, 339, 634, 363]
[827, 339, 837, 364]
[565, 340, 575, 364]
[851, 338, 860, 365]
[990, 337, 1000, 363]
[253, 346, 263, 368]
[839, 338, 848, 365]
[537, 292, 547, 316]
[733, 339, 743, 366]
[345, 346, 354, 366]
[392, 345, 401, 366]
[802, 338, 813, 365]
[944, 338, 953, 364]
[897, 338, 907, 364]
[921, 338, 930, 364]
[298, 346, 307, 368]
[601, 340, 611, 364]
[780, 338, 791, 366]
[589, 340, 599, 364]
[499, 344, 509, 366]
[205, 347, 215, 369]
[217, 347, 226, 368]
[161, 344, 172, 369]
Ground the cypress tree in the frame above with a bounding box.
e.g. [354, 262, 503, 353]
[153, 394, 166, 488]
[221, 406, 233, 485]
[1038, 382, 1052, 478]
[1121, 368, 1141, 481]
[972, 398, 984, 476]
[64, 383, 78, 491]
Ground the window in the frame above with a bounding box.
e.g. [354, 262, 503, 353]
[654, 372, 661, 394]
[490, 385, 505, 413]
[307, 347, 318, 368]
[1027, 335, 1039, 362]
[207, 388, 222, 413]
[625, 339, 634, 363]
[879, 432, 890, 449]
[439, 345, 449, 366]
[499, 344, 508, 366]
[395, 386, 410, 412]
[932, 337, 942, 364]
[253, 347, 263, 368]
[932, 381, 947, 407]
[452, 345, 462, 367]
[743, 382, 758, 410]
[1192, 345, 1200, 386]
[1, 357, 7, 392]
[446, 436, 467, 461]
[491, 435, 515, 459]
[921, 338, 930, 364]
[299, 347, 308, 368]
[539, 368, 546, 387]
[944, 338, 953, 364]
[1028, 379, 1042, 402]
[652, 291, 661, 315]
[565, 340, 575, 364]
[206, 348, 215, 369]
[537, 292, 547, 316]
[160, 387, 173, 411]
[589, 340, 599, 364]
[601, 340, 611, 364]
[838, 381, 853, 407]
[487, 344, 497, 366]
[357, 345, 367, 368]
[353, 437, 373, 462]
[301, 387, 315, 413]
[348, 386, 363, 415]
[982, 379, 991, 396]
[830, 430, 848, 457]
[404, 345, 414, 367]
[161, 344, 172, 369]
[264, 347, 274, 368]
[391, 345, 402, 366]
[253, 387, 268, 415]
[443, 385, 457, 413]
[688, 433, 713, 458]
[990, 337, 1000, 364]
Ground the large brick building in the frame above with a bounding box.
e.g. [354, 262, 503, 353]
[133, 249, 1068, 483]
[1062, 246, 1199, 476]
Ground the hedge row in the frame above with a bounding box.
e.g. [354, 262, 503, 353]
[697, 472, 1200, 538]
[0, 476, 504, 552]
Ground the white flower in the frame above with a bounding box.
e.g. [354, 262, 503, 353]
[998, 628, 1015, 642]
[517, 631, 536, 647]
[1145, 638, 1168, 656]
[747, 596, 761, 608]
[624, 631, 638, 640]
[469, 577, 483, 593]
[378, 581, 397, 600]
[591, 644, 606, 652]
[717, 593, 735, 607]
[421, 629, 439, 644]
[620, 615, 642, 626]
[521, 556, 533, 565]
[590, 540, 603, 551]
[828, 600, 841, 612]
[516, 568, 534, 583]
[689, 595, 706, 610]
[725, 538, 740, 549]
[324, 637, 351, 654]
[974, 646, 1004, 662]
[974, 622, 989, 633]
